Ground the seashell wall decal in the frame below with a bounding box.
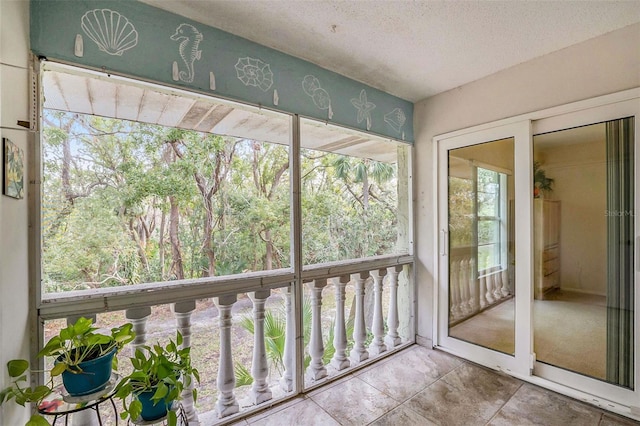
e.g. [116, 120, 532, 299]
[384, 108, 406, 133]
[302, 75, 333, 119]
[235, 57, 273, 91]
[302, 75, 321, 96]
[81, 9, 138, 56]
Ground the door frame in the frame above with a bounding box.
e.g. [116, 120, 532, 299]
[432, 87, 640, 419]
[434, 121, 532, 379]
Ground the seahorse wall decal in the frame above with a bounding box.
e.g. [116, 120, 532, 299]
[170, 23, 203, 83]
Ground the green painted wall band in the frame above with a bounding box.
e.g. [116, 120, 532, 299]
[31, 0, 414, 143]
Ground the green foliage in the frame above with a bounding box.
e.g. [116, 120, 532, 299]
[42, 110, 400, 291]
[114, 332, 199, 426]
[0, 317, 135, 426]
[234, 363, 254, 387]
[235, 296, 354, 384]
[38, 317, 135, 374]
[448, 176, 474, 249]
[533, 161, 554, 196]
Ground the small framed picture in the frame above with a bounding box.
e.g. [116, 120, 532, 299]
[3, 138, 24, 199]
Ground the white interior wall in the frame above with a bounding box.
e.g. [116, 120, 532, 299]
[0, 0, 31, 424]
[536, 138, 607, 296]
[414, 23, 640, 344]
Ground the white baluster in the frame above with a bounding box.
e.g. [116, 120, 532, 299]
[369, 269, 387, 356]
[350, 272, 369, 363]
[126, 307, 151, 350]
[249, 290, 273, 405]
[70, 409, 99, 426]
[280, 286, 294, 392]
[478, 272, 487, 309]
[492, 272, 503, 300]
[501, 269, 510, 297]
[468, 259, 478, 313]
[460, 259, 473, 317]
[172, 301, 199, 424]
[385, 265, 402, 348]
[483, 275, 494, 304]
[306, 279, 328, 381]
[468, 266, 479, 313]
[214, 295, 239, 418]
[330, 276, 350, 371]
[449, 259, 461, 320]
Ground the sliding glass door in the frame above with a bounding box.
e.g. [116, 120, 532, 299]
[437, 94, 640, 409]
[437, 122, 531, 375]
[532, 100, 639, 405]
[447, 138, 515, 354]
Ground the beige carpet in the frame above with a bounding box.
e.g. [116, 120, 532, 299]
[449, 290, 606, 380]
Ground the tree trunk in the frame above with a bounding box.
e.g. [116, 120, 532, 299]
[169, 195, 184, 280]
[202, 196, 216, 277]
[128, 218, 150, 271]
[264, 229, 273, 270]
[362, 170, 369, 211]
[60, 119, 75, 204]
[159, 209, 166, 279]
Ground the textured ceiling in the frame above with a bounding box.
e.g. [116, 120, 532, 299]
[139, 0, 640, 102]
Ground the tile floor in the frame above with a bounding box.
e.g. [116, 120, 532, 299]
[232, 345, 638, 426]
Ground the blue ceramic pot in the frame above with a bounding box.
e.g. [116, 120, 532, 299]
[60, 346, 116, 396]
[138, 390, 173, 421]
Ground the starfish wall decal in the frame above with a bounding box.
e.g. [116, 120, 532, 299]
[350, 89, 376, 130]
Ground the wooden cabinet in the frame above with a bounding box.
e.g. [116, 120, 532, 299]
[534, 199, 560, 299]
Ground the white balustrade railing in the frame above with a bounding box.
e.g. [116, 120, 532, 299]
[307, 279, 329, 381]
[350, 271, 370, 363]
[173, 300, 199, 424]
[213, 294, 239, 418]
[280, 286, 295, 392]
[45, 255, 413, 423]
[330, 275, 350, 371]
[369, 269, 387, 356]
[449, 249, 513, 325]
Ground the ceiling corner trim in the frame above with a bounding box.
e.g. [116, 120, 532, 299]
[30, 0, 413, 143]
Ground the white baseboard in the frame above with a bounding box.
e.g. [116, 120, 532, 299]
[415, 335, 433, 348]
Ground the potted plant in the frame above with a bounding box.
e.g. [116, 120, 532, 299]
[115, 332, 199, 426]
[0, 317, 135, 425]
[533, 161, 554, 198]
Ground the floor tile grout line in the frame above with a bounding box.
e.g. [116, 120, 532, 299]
[242, 395, 308, 424]
[483, 381, 524, 425]
[402, 399, 441, 425]
[307, 396, 344, 426]
[310, 374, 402, 425]
[356, 355, 464, 407]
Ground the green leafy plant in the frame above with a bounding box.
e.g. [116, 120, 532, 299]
[39, 317, 135, 375]
[235, 297, 355, 387]
[533, 161, 554, 198]
[114, 332, 200, 426]
[0, 317, 135, 426]
[234, 363, 254, 387]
